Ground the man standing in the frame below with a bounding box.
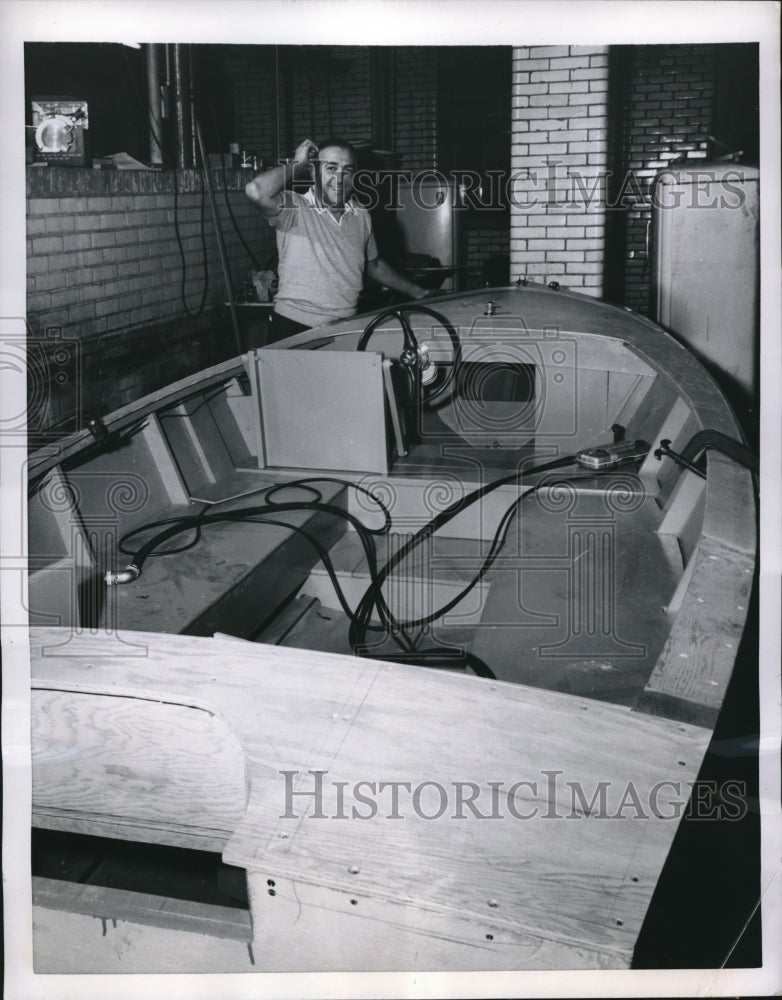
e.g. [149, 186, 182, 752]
[245, 137, 429, 341]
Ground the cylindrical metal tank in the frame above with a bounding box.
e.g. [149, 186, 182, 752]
[393, 177, 463, 291]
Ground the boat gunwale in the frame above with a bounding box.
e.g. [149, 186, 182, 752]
[24, 286, 757, 666]
[26, 285, 748, 478]
[27, 354, 251, 482]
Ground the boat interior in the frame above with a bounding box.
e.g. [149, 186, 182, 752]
[28, 284, 756, 717]
[26, 284, 758, 972]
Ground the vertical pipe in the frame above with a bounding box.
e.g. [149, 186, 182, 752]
[145, 44, 164, 166]
[196, 120, 243, 357]
[273, 47, 280, 163]
[173, 43, 191, 169]
[188, 45, 198, 169]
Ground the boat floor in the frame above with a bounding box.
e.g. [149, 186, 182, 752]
[96, 422, 679, 708]
[261, 493, 677, 707]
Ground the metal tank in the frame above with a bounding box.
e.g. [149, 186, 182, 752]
[650, 161, 760, 434]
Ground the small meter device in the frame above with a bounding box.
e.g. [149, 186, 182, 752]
[576, 440, 650, 470]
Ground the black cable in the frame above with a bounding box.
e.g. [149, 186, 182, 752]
[387, 468, 620, 634]
[118, 477, 392, 553]
[118, 505, 210, 557]
[173, 160, 210, 319]
[263, 477, 393, 534]
[217, 143, 261, 271]
[263, 481, 323, 503]
[221, 478, 402, 645]
[115, 489, 413, 654]
[374, 648, 496, 679]
[220, 163, 260, 270]
[200, 97, 262, 271]
[229, 513, 391, 635]
[231, 514, 410, 640]
[351, 464, 642, 675]
[348, 453, 577, 654]
[112, 463, 649, 675]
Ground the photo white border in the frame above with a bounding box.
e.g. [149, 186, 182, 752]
[2, 2, 780, 997]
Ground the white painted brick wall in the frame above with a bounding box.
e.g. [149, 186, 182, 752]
[510, 46, 610, 296]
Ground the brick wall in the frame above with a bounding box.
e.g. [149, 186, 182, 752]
[26, 168, 276, 429]
[24, 45, 448, 436]
[464, 227, 511, 287]
[280, 47, 373, 152]
[389, 48, 439, 172]
[510, 45, 610, 297]
[617, 44, 717, 314]
[229, 46, 376, 165]
[25, 44, 745, 439]
[227, 44, 440, 172]
[226, 45, 277, 163]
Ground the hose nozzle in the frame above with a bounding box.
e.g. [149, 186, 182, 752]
[105, 564, 140, 586]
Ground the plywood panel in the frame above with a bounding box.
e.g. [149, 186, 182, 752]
[471, 491, 677, 700]
[32, 689, 249, 843]
[641, 535, 753, 712]
[26, 356, 248, 482]
[243, 872, 626, 972]
[31, 627, 712, 970]
[224, 665, 707, 969]
[33, 880, 254, 973]
[106, 481, 346, 636]
[257, 349, 390, 473]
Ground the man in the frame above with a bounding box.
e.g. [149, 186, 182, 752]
[245, 137, 429, 341]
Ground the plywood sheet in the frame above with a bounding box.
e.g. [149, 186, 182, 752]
[33, 879, 254, 973]
[107, 481, 345, 636]
[32, 689, 249, 841]
[257, 349, 390, 473]
[31, 626, 711, 970]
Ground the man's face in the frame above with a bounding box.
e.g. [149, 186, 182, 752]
[316, 146, 356, 207]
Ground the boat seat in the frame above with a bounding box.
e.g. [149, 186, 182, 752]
[105, 481, 348, 639]
[32, 684, 249, 852]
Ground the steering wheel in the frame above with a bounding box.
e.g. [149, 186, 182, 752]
[356, 304, 461, 405]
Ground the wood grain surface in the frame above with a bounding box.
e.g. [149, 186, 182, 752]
[32, 688, 249, 844]
[31, 626, 712, 970]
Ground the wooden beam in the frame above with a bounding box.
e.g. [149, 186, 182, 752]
[33, 876, 252, 941]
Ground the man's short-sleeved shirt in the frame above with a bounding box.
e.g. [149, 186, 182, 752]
[268, 188, 379, 328]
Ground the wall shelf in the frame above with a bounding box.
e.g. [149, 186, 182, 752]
[26, 166, 255, 198]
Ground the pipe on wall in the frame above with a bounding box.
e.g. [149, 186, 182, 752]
[145, 44, 164, 166]
[172, 43, 192, 169]
[188, 45, 198, 169]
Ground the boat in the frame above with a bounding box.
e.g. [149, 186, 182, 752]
[26, 282, 758, 973]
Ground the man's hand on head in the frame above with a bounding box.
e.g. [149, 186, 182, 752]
[293, 139, 319, 172]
